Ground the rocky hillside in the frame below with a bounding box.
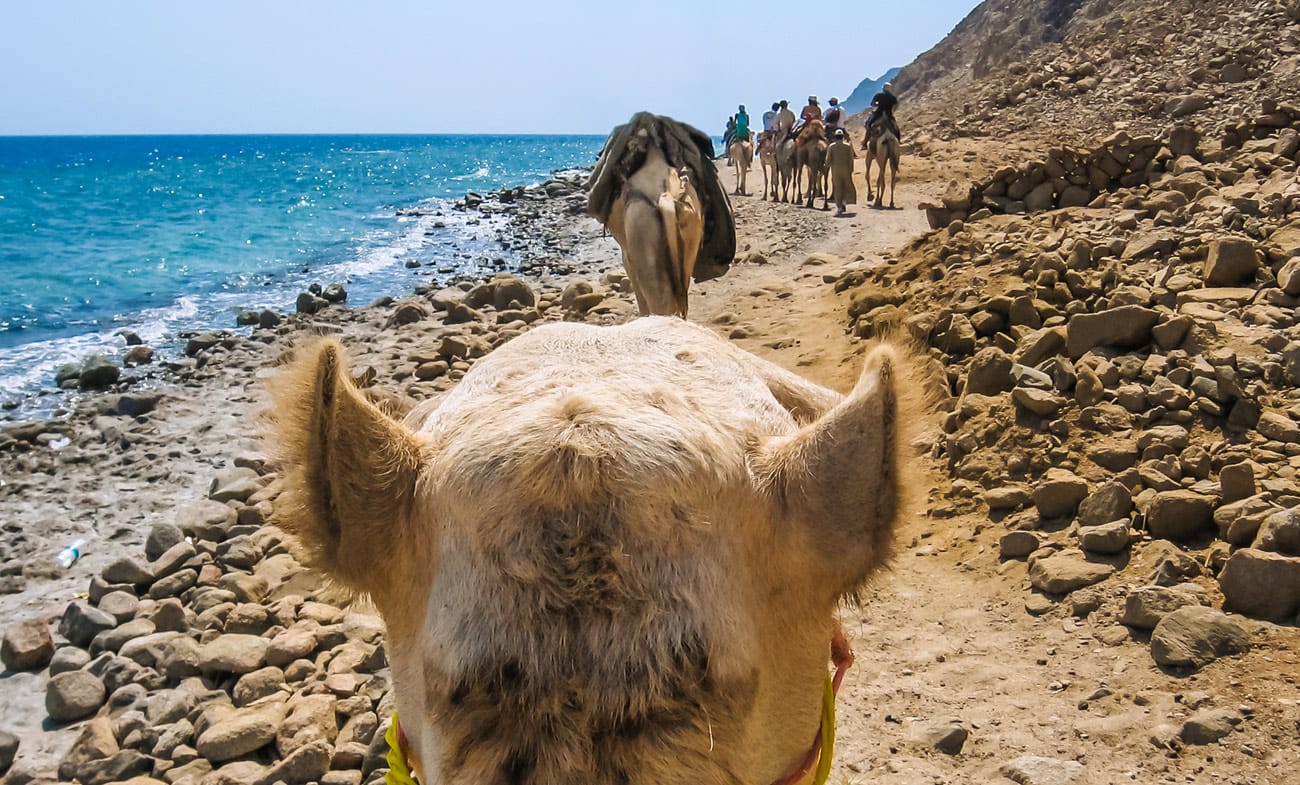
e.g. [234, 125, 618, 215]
[835, 93, 1300, 700]
[891, 0, 1300, 149]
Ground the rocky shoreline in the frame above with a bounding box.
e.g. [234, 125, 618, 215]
[0, 169, 644, 783]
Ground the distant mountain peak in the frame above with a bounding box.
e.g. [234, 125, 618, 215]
[842, 67, 904, 116]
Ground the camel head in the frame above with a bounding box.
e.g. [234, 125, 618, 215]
[268, 318, 922, 785]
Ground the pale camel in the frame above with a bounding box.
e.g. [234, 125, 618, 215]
[795, 120, 828, 208]
[776, 136, 798, 203]
[728, 137, 753, 196]
[269, 317, 925, 785]
[606, 146, 704, 317]
[873, 127, 901, 209]
[757, 133, 779, 201]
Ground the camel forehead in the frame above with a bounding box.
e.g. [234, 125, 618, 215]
[415, 319, 789, 429]
[408, 319, 797, 498]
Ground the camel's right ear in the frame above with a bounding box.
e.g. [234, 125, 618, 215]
[752, 345, 921, 598]
[267, 339, 424, 594]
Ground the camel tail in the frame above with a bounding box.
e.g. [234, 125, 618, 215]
[657, 191, 689, 315]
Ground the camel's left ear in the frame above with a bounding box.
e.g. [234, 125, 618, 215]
[267, 339, 424, 594]
[753, 345, 918, 596]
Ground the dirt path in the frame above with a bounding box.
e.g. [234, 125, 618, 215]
[688, 156, 1300, 785]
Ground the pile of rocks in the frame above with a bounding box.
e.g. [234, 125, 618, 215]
[1, 455, 399, 785]
[924, 104, 1300, 227]
[837, 118, 1300, 668]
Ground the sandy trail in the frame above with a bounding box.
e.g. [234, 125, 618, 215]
[690, 151, 1300, 784]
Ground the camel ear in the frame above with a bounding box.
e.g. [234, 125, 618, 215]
[268, 339, 424, 593]
[754, 345, 913, 596]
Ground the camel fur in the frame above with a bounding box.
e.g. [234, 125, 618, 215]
[268, 318, 927, 785]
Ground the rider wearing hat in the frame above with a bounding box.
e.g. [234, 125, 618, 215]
[801, 95, 823, 125]
[867, 83, 900, 142]
[824, 97, 845, 134]
[775, 100, 796, 138]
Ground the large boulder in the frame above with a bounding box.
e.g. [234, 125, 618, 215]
[1218, 548, 1300, 623]
[1077, 481, 1133, 527]
[1252, 507, 1300, 555]
[1121, 585, 1202, 629]
[1202, 238, 1260, 285]
[1028, 549, 1115, 594]
[966, 347, 1015, 395]
[1066, 306, 1160, 357]
[1149, 606, 1250, 668]
[1033, 469, 1089, 519]
[1145, 490, 1214, 542]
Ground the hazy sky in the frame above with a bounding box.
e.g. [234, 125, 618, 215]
[1, 0, 981, 136]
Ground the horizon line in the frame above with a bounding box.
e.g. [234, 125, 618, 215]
[0, 131, 619, 139]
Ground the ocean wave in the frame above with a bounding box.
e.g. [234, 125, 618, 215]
[449, 165, 491, 181]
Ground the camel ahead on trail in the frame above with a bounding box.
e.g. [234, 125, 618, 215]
[872, 127, 901, 209]
[757, 133, 781, 201]
[794, 120, 829, 208]
[586, 113, 735, 318]
[728, 137, 753, 196]
[776, 135, 798, 203]
[269, 316, 926, 785]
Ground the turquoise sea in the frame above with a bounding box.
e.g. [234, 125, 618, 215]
[0, 134, 605, 412]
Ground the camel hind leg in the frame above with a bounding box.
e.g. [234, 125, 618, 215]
[888, 153, 899, 209]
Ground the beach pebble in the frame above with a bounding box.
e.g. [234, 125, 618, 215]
[78, 355, 121, 390]
[184, 332, 223, 357]
[208, 467, 261, 504]
[195, 705, 282, 761]
[145, 523, 186, 561]
[199, 634, 269, 674]
[123, 346, 155, 366]
[0, 730, 17, 777]
[60, 602, 119, 648]
[57, 717, 118, 781]
[102, 556, 154, 586]
[296, 292, 330, 314]
[1033, 469, 1089, 519]
[322, 284, 348, 303]
[1218, 548, 1300, 622]
[97, 591, 140, 624]
[46, 670, 107, 722]
[384, 300, 430, 328]
[263, 740, 332, 785]
[1146, 490, 1214, 542]
[1, 617, 55, 672]
[258, 309, 283, 329]
[115, 392, 162, 417]
[49, 645, 92, 675]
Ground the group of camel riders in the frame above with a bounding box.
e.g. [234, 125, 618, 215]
[721, 84, 901, 154]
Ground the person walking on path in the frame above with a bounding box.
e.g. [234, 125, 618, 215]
[823, 128, 857, 215]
